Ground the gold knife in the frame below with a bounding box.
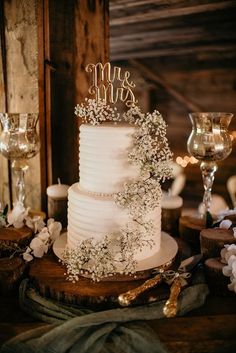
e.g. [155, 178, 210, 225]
[118, 270, 164, 307]
[163, 274, 187, 317]
[118, 254, 202, 307]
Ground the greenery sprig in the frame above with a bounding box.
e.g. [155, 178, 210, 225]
[0, 204, 8, 228]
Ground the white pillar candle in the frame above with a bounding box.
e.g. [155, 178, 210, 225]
[161, 194, 183, 209]
[46, 183, 69, 200]
[46, 179, 69, 226]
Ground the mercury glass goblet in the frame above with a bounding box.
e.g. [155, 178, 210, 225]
[187, 112, 233, 217]
[0, 113, 40, 206]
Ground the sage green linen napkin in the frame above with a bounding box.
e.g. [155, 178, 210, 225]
[0, 276, 209, 353]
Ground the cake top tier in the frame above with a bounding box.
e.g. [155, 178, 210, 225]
[79, 123, 139, 194]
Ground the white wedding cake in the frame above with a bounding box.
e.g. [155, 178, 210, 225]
[67, 123, 161, 263]
[62, 63, 173, 281]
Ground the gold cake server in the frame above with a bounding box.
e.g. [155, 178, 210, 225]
[118, 254, 202, 307]
[118, 269, 165, 307]
[162, 254, 202, 317]
[162, 271, 190, 317]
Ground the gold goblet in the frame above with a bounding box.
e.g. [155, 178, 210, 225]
[187, 112, 233, 217]
[0, 113, 40, 206]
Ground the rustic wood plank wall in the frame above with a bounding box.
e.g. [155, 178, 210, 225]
[0, 1, 9, 209]
[0, 0, 109, 210]
[37, 0, 48, 210]
[0, 0, 40, 210]
[110, 1, 236, 61]
[48, 0, 109, 187]
[123, 57, 236, 207]
[110, 0, 236, 209]
[153, 65, 236, 207]
[3, 0, 233, 210]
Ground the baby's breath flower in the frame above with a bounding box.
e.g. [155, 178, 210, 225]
[75, 98, 121, 125]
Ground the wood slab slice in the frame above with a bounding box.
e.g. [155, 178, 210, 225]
[29, 254, 171, 308]
[28, 210, 46, 220]
[200, 228, 236, 259]
[161, 207, 182, 236]
[0, 226, 32, 257]
[204, 257, 233, 296]
[0, 257, 26, 294]
[179, 215, 205, 253]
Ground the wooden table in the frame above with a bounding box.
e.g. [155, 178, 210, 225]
[0, 290, 236, 353]
[0, 229, 235, 353]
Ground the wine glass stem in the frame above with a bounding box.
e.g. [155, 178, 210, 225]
[11, 160, 28, 206]
[200, 161, 218, 217]
[15, 169, 26, 205]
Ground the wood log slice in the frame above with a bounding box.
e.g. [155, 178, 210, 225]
[179, 215, 205, 253]
[204, 257, 233, 296]
[200, 228, 236, 260]
[0, 257, 26, 294]
[161, 207, 182, 237]
[0, 226, 33, 257]
[175, 237, 192, 259]
[28, 210, 46, 220]
[29, 254, 171, 309]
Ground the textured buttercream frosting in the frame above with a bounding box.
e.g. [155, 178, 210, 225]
[67, 123, 162, 264]
[79, 123, 139, 194]
[68, 183, 161, 261]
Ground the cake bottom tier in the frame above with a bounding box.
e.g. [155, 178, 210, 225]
[67, 183, 161, 262]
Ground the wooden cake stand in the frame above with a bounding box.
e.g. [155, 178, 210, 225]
[29, 232, 179, 308]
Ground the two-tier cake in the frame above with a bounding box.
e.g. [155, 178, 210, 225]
[67, 123, 162, 263]
[58, 63, 175, 281]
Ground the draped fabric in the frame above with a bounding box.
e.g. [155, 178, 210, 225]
[0, 276, 209, 353]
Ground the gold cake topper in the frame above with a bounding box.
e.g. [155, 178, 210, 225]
[86, 62, 138, 107]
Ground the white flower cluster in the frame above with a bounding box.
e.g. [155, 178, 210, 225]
[63, 236, 117, 282]
[218, 219, 236, 237]
[75, 98, 121, 125]
[23, 219, 62, 261]
[124, 106, 173, 182]
[114, 106, 172, 267]
[115, 178, 161, 217]
[7, 202, 29, 229]
[221, 244, 236, 293]
[119, 220, 155, 257]
[217, 208, 236, 220]
[0, 201, 62, 262]
[65, 100, 173, 281]
[63, 220, 154, 282]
